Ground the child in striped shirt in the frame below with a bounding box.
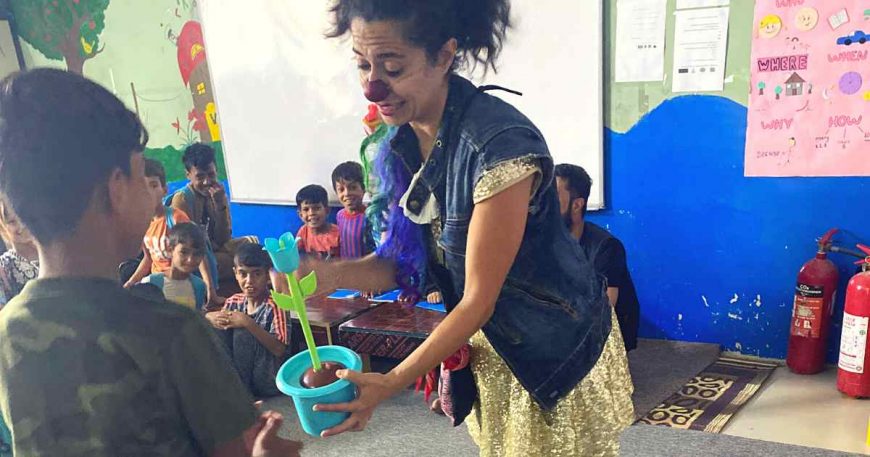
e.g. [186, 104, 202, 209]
[205, 243, 288, 398]
[331, 161, 375, 259]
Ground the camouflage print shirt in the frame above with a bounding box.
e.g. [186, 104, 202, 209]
[0, 278, 258, 456]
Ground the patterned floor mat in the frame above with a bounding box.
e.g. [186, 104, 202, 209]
[637, 356, 778, 433]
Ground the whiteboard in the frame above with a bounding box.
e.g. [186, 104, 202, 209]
[199, 0, 604, 209]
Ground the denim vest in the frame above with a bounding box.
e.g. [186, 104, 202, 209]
[391, 75, 612, 413]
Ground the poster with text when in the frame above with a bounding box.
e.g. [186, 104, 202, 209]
[745, 1, 870, 177]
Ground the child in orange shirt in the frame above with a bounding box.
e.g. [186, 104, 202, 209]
[124, 159, 219, 305]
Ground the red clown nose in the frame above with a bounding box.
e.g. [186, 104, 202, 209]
[364, 80, 390, 102]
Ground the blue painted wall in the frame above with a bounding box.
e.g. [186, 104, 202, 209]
[588, 95, 869, 360]
[173, 94, 868, 361]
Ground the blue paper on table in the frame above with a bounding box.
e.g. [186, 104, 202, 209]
[370, 289, 402, 303]
[327, 288, 361, 299]
[416, 301, 446, 313]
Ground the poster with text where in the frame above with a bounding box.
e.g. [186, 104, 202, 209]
[745, 1, 870, 177]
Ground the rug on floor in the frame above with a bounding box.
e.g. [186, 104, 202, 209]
[636, 356, 778, 433]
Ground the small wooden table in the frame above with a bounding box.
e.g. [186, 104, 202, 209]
[338, 301, 445, 360]
[288, 295, 378, 351]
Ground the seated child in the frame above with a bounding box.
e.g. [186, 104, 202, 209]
[332, 161, 375, 259]
[295, 184, 339, 259]
[142, 222, 208, 311]
[123, 159, 219, 304]
[170, 143, 257, 283]
[206, 243, 289, 398]
[0, 68, 298, 455]
[0, 200, 38, 309]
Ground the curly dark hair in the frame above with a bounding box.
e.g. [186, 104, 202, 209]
[326, 0, 511, 74]
[0, 69, 148, 244]
[182, 143, 216, 172]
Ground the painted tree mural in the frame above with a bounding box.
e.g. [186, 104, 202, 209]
[11, 0, 109, 74]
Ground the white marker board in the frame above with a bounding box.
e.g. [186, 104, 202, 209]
[199, 0, 604, 208]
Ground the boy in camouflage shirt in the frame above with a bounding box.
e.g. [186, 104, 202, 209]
[0, 69, 300, 457]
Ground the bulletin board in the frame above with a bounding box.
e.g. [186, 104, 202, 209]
[745, 1, 870, 177]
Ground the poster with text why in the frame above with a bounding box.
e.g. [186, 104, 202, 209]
[745, 1, 870, 177]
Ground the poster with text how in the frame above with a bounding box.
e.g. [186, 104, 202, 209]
[745, 1, 870, 177]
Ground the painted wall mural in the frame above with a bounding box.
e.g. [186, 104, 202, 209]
[745, 1, 870, 176]
[176, 20, 219, 143]
[14, 0, 224, 183]
[12, 0, 108, 74]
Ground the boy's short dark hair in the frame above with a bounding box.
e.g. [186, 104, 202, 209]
[182, 143, 216, 172]
[554, 164, 592, 216]
[0, 69, 148, 244]
[331, 161, 365, 191]
[168, 222, 206, 254]
[234, 243, 273, 269]
[145, 158, 167, 188]
[296, 184, 328, 207]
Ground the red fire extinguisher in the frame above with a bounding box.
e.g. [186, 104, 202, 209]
[787, 228, 840, 374]
[837, 244, 870, 398]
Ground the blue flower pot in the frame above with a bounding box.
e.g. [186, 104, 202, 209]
[275, 346, 362, 437]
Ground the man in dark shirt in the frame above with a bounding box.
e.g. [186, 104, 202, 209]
[555, 164, 639, 351]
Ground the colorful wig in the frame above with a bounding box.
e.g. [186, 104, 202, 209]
[364, 126, 427, 300]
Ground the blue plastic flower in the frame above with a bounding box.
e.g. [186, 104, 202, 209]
[263, 232, 300, 273]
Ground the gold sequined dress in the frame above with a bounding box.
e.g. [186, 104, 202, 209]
[438, 157, 635, 457]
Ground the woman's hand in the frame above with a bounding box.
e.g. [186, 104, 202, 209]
[298, 256, 341, 296]
[313, 370, 404, 437]
[300, 254, 397, 296]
